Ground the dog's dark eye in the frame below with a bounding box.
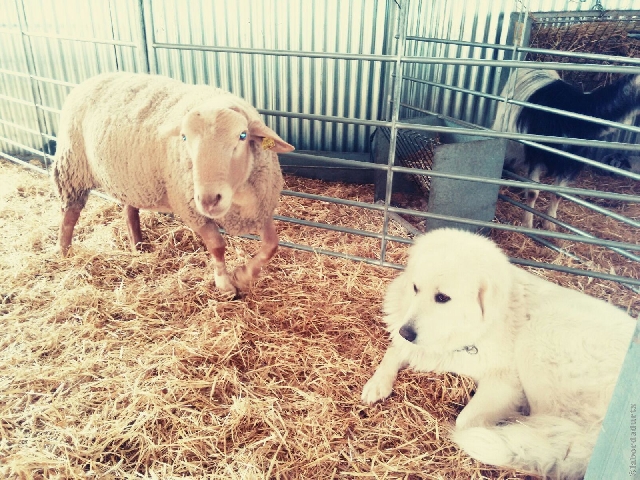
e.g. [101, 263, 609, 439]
[435, 293, 450, 303]
[413, 283, 418, 294]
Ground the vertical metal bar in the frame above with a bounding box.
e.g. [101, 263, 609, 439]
[380, 0, 409, 264]
[141, 0, 156, 74]
[134, 0, 150, 73]
[12, 0, 50, 171]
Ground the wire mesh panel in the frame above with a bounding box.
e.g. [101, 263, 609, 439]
[376, 127, 439, 194]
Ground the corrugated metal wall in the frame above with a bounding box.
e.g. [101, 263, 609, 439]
[3, 0, 638, 159]
[1, 0, 639, 285]
[2, 0, 640, 173]
[0, 0, 392, 155]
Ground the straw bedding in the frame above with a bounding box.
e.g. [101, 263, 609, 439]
[1, 158, 637, 479]
[528, 19, 640, 91]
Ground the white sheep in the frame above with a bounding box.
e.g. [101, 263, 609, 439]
[53, 72, 294, 295]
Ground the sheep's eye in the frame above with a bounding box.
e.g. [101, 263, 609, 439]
[435, 293, 451, 303]
[181, 134, 187, 141]
[413, 284, 418, 294]
[239, 131, 247, 140]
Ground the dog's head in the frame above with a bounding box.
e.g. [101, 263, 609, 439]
[384, 229, 513, 352]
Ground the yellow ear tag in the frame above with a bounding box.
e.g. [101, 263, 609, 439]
[262, 137, 276, 150]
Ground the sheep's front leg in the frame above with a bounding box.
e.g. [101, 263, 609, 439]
[59, 205, 83, 257]
[196, 222, 236, 295]
[124, 205, 144, 251]
[232, 217, 279, 290]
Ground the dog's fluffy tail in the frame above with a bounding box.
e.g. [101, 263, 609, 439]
[452, 415, 598, 479]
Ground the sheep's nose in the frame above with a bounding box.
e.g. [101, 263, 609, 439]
[399, 325, 417, 343]
[199, 193, 222, 210]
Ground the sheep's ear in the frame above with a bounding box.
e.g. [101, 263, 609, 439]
[158, 121, 181, 138]
[249, 120, 295, 153]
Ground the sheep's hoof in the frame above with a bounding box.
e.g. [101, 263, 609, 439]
[214, 275, 237, 297]
[131, 241, 152, 253]
[231, 265, 254, 291]
[542, 219, 558, 231]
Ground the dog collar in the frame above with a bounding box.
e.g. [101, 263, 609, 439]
[455, 345, 478, 355]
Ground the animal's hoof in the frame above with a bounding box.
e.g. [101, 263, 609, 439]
[361, 374, 393, 405]
[214, 275, 237, 297]
[521, 217, 534, 229]
[132, 241, 152, 253]
[231, 265, 254, 291]
[541, 220, 558, 231]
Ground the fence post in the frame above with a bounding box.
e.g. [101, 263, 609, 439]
[585, 315, 640, 479]
[380, 0, 409, 264]
[12, 0, 52, 171]
[137, 0, 156, 74]
[133, 0, 151, 74]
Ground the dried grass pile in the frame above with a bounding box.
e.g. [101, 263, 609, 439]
[0, 158, 635, 479]
[527, 17, 640, 90]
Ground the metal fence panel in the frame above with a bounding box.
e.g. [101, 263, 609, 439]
[145, 0, 391, 152]
[0, 0, 638, 288]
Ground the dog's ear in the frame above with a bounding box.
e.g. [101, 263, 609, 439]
[477, 275, 509, 324]
[383, 271, 412, 330]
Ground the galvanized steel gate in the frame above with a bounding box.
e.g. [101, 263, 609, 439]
[1, 0, 639, 287]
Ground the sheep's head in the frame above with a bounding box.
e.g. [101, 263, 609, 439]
[161, 100, 294, 219]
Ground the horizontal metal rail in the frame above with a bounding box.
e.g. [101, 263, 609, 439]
[0, 151, 47, 173]
[2, 152, 638, 285]
[4, 120, 639, 214]
[274, 215, 411, 245]
[261, 108, 640, 157]
[400, 57, 640, 74]
[19, 30, 137, 48]
[282, 154, 640, 202]
[0, 136, 46, 158]
[402, 75, 640, 137]
[151, 40, 640, 74]
[0, 68, 79, 88]
[503, 170, 640, 229]
[508, 257, 640, 286]
[406, 35, 640, 67]
[498, 194, 640, 263]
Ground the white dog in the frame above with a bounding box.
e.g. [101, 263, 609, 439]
[361, 228, 635, 479]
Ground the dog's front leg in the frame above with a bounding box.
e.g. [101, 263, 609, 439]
[455, 377, 524, 429]
[361, 342, 409, 404]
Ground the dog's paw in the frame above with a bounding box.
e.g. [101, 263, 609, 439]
[361, 373, 394, 405]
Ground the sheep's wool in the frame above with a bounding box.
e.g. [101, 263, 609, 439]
[54, 72, 284, 236]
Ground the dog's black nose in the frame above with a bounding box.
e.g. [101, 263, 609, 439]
[399, 325, 417, 342]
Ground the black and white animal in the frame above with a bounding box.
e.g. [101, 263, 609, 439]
[492, 68, 640, 229]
